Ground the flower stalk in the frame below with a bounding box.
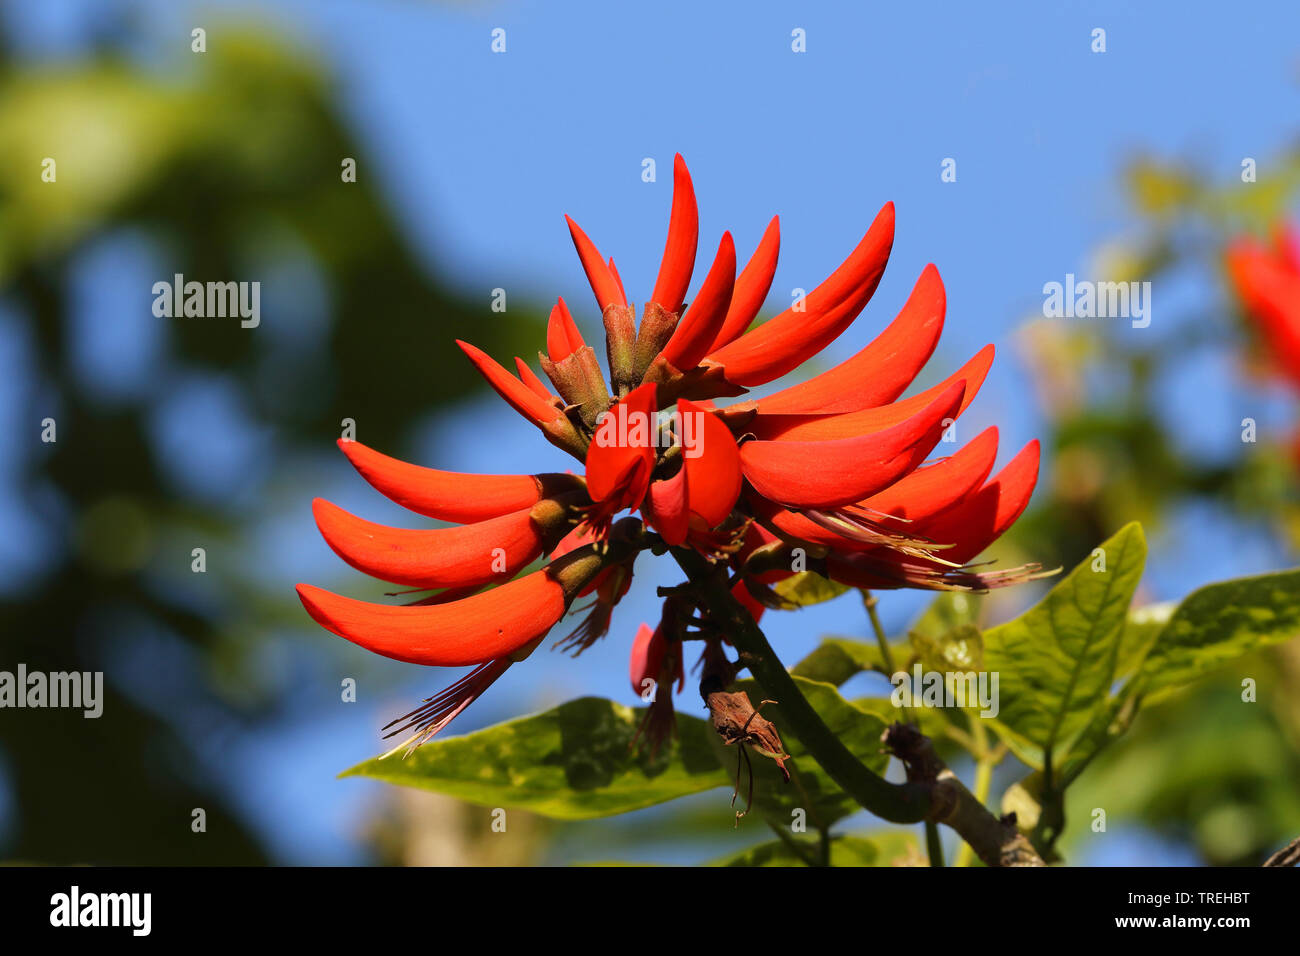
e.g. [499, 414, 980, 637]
[672, 546, 1046, 866]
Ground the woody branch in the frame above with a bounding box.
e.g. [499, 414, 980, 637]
[671, 546, 1045, 867]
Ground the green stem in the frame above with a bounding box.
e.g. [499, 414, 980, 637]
[925, 820, 946, 867]
[862, 590, 898, 676]
[673, 550, 931, 824]
[864, 590, 944, 865]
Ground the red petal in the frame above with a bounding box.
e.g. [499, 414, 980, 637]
[546, 297, 586, 363]
[650, 154, 699, 315]
[608, 258, 627, 303]
[739, 381, 963, 509]
[587, 382, 658, 508]
[645, 467, 690, 546]
[337, 440, 546, 523]
[312, 498, 545, 589]
[515, 356, 554, 400]
[629, 623, 683, 695]
[914, 439, 1040, 564]
[629, 623, 659, 694]
[854, 425, 1000, 525]
[457, 340, 563, 425]
[680, 399, 741, 526]
[660, 232, 736, 371]
[750, 345, 992, 442]
[705, 202, 895, 386]
[754, 264, 947, 415]
[709, 216, 781, 351]
[566, 215, 627, 313]
[296, 569, 568, 666]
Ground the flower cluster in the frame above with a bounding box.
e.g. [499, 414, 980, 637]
[297, 156, 1041, 752]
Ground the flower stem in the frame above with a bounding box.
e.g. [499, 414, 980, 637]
[672, 549, 931, 824]
[862, 590, 897, 676]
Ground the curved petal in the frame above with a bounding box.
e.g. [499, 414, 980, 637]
[680, 399, 741, 526]
[754, 264, 947, 414]
[587, 382, 658, 509]
[650, 154, 699, 315]
[645, 467, 690, 546]
[753, 426, 1001, 550]
[705, 202, 895, 386]
[914, 438, 1040, 564]
[337, 439, 566, 523]
[750, 344, 992, 442]
[296, 569, 569, 667]
[312, 499, 547, 589]
[629, 623, 683, 695]
[739, 381, 963, 509]
[457, 340, 564, 425]
[546, 297, 586, 363]
[709, 216, 781, 351]
[660, 232, 736, 371]
[566, 215, 627, 313]
[855, 425, 1000, 524]
[515, 356, 554, 401]
[608, 257, 627, 303]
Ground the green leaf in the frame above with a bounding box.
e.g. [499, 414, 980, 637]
[981, 522, 1147, 769]
[1116, 601, 1175, 680]
[342, 697, 724, 819]
[908, 591, 984, 642]
[772, 572, 849, 607]
[704, 676, 890, 827]
[1137, 569, 1300, 700]
[910, 623, 984, 673]
[710, 834, 882, 867]
[791, 637, 888, 685]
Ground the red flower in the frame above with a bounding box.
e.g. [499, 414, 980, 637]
[1225, 223, 1300, 466]
[297, 155, 1041, 751]
[1226, 224, 1300, 389]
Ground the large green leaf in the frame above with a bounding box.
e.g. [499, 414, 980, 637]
[342, 697, 725, 819]
[909, 591, 984, 642]
[1137, 569, 1300, 699]
[981, 522, 1147, 769]
[703, 676, 890, 828]
[791, 637, 888, 686]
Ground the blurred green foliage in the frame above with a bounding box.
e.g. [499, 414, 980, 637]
[0, 25, 542, 863]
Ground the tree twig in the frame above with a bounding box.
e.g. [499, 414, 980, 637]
[884, 722, 1044, 868]
[1263, 835, 1300, 867]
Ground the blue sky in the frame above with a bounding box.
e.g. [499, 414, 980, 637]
[3, 0, 1299, 864]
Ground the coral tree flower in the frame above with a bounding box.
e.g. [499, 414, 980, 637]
[1226, 224, 1300, 389]
[297, 155, 1041, 753]
[1225, 224, 1300, 466]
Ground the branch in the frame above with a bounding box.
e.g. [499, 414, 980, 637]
[673, 547, 1045, 866]
[884, 723, 1045, 868]
[1264, 835, 1300, 867]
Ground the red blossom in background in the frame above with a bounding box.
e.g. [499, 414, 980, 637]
[1226, 223, 1300, 389]
[1225, 223, 1300, 465]
[297, 155, 1042, 752]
